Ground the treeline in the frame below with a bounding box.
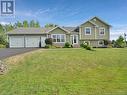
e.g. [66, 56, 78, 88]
[15, 20, 40, 28]
[0, 20, 41, 33]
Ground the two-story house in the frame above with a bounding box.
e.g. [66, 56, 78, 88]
[7, 16, 111, 48]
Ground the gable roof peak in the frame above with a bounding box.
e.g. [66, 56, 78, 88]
[89, 16, 111, 26]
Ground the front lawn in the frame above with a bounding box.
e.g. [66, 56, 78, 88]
[0, 48, 127, 95]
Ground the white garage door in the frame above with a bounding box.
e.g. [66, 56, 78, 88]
[9, 36, 24, 48]
[25, 36, 40, 47]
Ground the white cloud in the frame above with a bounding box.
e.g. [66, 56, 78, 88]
[0, 21, 10, 25]
[16, 9, 51, 18]
[110, 25, 127, 40]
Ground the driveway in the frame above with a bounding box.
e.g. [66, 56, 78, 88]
[0, 48, 38, 60]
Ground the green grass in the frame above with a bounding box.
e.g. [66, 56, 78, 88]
[0, 48, 127, 95]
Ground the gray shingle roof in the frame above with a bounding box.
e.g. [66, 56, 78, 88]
[7, 27, 54, 35]
[62, 27, 79, 32]
[7, 27, 79, 35]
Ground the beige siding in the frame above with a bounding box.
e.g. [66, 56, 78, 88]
[80, 22, 96, 40]
[91, 18, 110, 40]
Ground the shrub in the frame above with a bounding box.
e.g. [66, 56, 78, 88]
[0, 35, 7, 45]
[45, 38, 53, 45]
[0, 44, 6, 48]
[86, 45, 92, 50]
[45, 45, 52, 48]
[80, 43, 88, 48]
[64, 42, 71, 48]
[103, 40, 109, 46]
[80, 42, 93, 51]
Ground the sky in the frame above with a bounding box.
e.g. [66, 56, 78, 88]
[0, 0, 127, 40]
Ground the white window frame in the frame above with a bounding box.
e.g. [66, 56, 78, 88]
[85, 27, 91, 35]
[51, 34, 66, 43]
[98, 41, 104, 46]
[70, 35, 78, 44]
[99, 28, 105, 35]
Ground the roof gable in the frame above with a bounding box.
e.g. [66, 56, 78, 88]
[47, 26, 70, 34]
[90, 16, 111, 27]
[80, 20, 98, 27]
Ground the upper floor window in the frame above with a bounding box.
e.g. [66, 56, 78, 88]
[99, 28, 105, 35]
[52, 34, 65, 43]
[85, 27, 91, 35]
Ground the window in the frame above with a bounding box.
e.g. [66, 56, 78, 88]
[57, 35, 60, 42]
[98, 41, 104, 46]
[61, 35, 65, 42]
[85, 27, 91, 35]
[52, 35, 56, 42]
[52, 34, 65, 43]
[99, 28, 105, 35]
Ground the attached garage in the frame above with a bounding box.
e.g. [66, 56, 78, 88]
[7, 28, 49, 48]
[9, 35, 46, 48]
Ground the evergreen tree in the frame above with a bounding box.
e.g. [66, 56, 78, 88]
[45, 24, 57, 28]
[30, 20, 35, 27]
[23, 20, 29, 27]
[15, 21, 22, 27]
[35, 21, 40, 28]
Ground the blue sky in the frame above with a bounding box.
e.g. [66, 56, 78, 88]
[0, 0, 127, 40]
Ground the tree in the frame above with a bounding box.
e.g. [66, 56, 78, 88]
[0, 24, 4, 33]
[45, 24, 58, 28]
[115, 35, 126, 48]
[23, 20, 29, 27]
[0, 33, 7, 45]
[35, 21, 40, 28]
[4, 24, 14, 32]
[30, 20, 35, 27]
[15, 21, 22, 27]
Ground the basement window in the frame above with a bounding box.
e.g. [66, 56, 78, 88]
[98, 41, 104, 46]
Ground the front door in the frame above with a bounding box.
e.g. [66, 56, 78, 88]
[71, 35, 78, 44]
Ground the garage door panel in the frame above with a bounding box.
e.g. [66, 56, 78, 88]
[25, 36, 40, 47]
[9, 36, 24, 48]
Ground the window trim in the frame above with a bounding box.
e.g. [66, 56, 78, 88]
[99, 27, 105, 35]
[51, 34, 66, 43]
[85, 27, 91, 35]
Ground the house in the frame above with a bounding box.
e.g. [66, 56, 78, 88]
[7, 17, 111, 48]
